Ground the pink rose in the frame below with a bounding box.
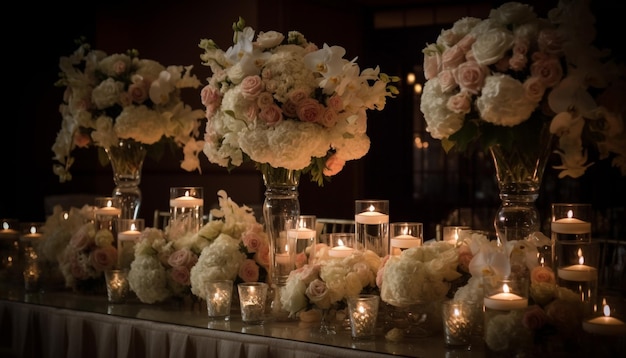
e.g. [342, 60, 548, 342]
[296, 98, 322, 123]
[530, 266, 556, 285]
[441, 45, 466, 70]
[170, 266, 191, 285]
[456, 34, 476, 53]
[305, 279, 331, 309]
[323, 154, 345, 176]
[537, 29, 565, 56]
[494, 55, 510, 72]
[90, 245, 117, 272]
[282, 100, 298, 118]
[245, 104, 258, 122]
[128, 81, 148, 103]
[522, 305, 549, 330]
[259, 104, 283, 125]
[454, 61, 487, 94]
[509, 53, 528, 72]
[523, 76, 546, 103]
[295, 252, 308, 269]
[240, 75, 264, 99]
[200, 85, 221, 107]
[325, 95, 343, 111]
[296, 264, 320, 285]
[256, 92, 274, 108]
[446, 91, 471, 114]
[530, 54, 563, 88]
[113, 60, 126, 75]
[437, 69, 457, 93]
[74, 132, 91, 148]
[167, 248, 198, 269]
[254, 242, 271, 268]
[424, 52, 441, 80]
[238, 259, 260, 282]
[242, 230, 264, 253]
[318, 108, 338, 128]
[288, 88, 309, 103]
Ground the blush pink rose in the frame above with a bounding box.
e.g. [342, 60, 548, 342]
[438, 69, 457, 93]
[522, 305, 549, 330]
[305, 279, 331, 309]
[454, 61, 487, 94]
[74, 132, 91, 148]
[530, 266, 556, 284]
[446, 91, 471, 114]
[530, 54, 563, 88]
[441, 45, 466, 70]
[456, 34, 476, 53]
[282, 100, 298, 118]
[259, 104, 283, 125]
[167, 248, 198, 269]
[326, 95, 343, 111]
[296, 98, 322, 122]
[170, 265, 191, 285]
[523, 76, 546, 102]
[128, 81, 148, 103]
[323, 154, 345, 176]
[318, 108, 338, 128]
[509, 53, 528, 71]
[242, 231, 264, 253]
[70, 224, 95, 250]
[296, 264, 320, 285]
[537, 28, 565, 55]
[254, 242, 271, 268]
[200, 85, 221, 107]
[256, 92, 274, 108]
[288, 88, 309, 103]
[241, 75, 264, 99]
[238, 259, 260, 282]
[90, 245, 117, 272]
[423, 52, 441, 80]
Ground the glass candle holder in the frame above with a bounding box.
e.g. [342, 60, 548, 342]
[583, 297, 626, 336]
[0, 218, 21, 282]
[238, 282, 268, 325]
[442, 300, 472, 347]
[555, 240, 599, 317]
[442, 226, 471, 245]
[206, 280, 234, 320]
[354, 200, 389, 257]
[169, 187, 204, 238]
[117, 218, 144, 270]
[287, 215, 316, 269]
[347, 294, 380, 340]
[94, 197, 121, 241]
[551, 203, 592, 242]
[389, 222, 423, 255]
[327, 233, 357, 258]
[105, 269, 130, 303]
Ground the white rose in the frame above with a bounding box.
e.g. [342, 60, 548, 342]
[471, 27, 513, 66]
[256, 31, 285, 48]
[476, 74, 537, 126]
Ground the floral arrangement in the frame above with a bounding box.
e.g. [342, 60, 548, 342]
[128, 190, 269, 304]
[280, 248, 381, 319]
[57, 221, 118, 290]
[420, 0, 625, 178]
[52, 38, 206, 182]
[377, 240, 462, 307]
[38, 204, 96, 265]
[198, 17, 399, 185]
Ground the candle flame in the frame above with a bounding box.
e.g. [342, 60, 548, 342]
[577, 248, 584, 265]
[358, 305, 366, 314]
[2, 222, 8, 230]
[567, 210, 574, 219]
[453, 307, 460, 317]
[368, 205, 375, 212]
[106, 200, 113, 208]
[284, 244, 289, 252]
[184, 190, 190, 197]
[29, 226, 37, 234]
[402, 227, 408, 236]
[63, 212, 69, 220]
[337, 239, 345, 247]
[130, 223, 137, 231]
[603, 303, 611, 317]
[502, 283, 510, 294]
[539, 256, 545, 266]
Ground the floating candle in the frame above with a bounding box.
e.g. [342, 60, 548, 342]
[355, 210, 389, 225]
[287, 227, 316, 239]
[169, 191, 203, 208]
[551, 210, 591, 234]
[390, 235, 421, 249]
[329, 239, 355, 258]
[583, 302, 626, 336]
[557, 250, 597, 282]
[484, 283, 528, 310]
[95, 200, 121, 217]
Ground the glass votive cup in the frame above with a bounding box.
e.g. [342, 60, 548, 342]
[442, 226, 471, 245]
[23, 258, 40, 293]
[347, 294, 380, 340]
[117, 218, 144, 270]
[355, 199, 389, 256]
[551, 203, 592, 241]
[555, 240, 599, 317]
[287, 215, 317, 269]
[238, 282, 268, 325]
[206, 280, 234, 320]
[327, 233, 357, 258]
[442, 300, 472, 347]
[105, 269, 130, 303]
[389, 222, 423, 255]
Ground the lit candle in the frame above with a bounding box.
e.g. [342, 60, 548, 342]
[329, 239, 355, 258]
[118, 223, 141, 242]
[557, 249, 597, 282]
[355, 205, 389, 225]
[21, 225, 43, 241]
[287, 227, 316, 239]
[551, 210, 591, 234]
[169, 191, 204, 207]
[583, 300, 626, 336]
[275, 245, 291, 265]
[442, 226, 469, 244]
[95, 199, 121, 216]
[0, 220, 19, 239]
[390, 235, 421, 249]
[483, 283, 528, 310]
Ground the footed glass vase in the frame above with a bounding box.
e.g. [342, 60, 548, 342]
[489, 119, 553, 243]
[261, 164, 300, 320]
[105, 138, 147, 220]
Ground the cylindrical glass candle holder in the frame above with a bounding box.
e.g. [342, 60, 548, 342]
[117, 218, 144, 270]
[238, 282, 268, 325]
[169, 187, 204, 238]
[442, 300, 472, 347]
[442, 226, 471, 245]
[94, 197, 121, 242]
[389, 222, 422, 255]
[327, 233, 357, 258]
[287, 215, 316, 269]
[105, 269, 130, 303]
[354, 199, 389, 257]
[483, 276, 531, 356]
[551, 203, 592, 242]
[583, 297, 626, 336]
[347, 294, 380, 340]
[555, 240, 599, 317]
[1, 218, 22, 283]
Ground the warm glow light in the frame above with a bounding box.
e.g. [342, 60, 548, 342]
[603, 303, 611, 317]
[503, 283, 510, 294]
[337, 239, 345, 247]
[414, 137, 429, 149]
[577, 248, 584, 265]
[185, 191, 190, 197]
[130, 223, 137, 231]
[406, 72, 415, 84]
[413, 83, 422, 94]
[106, 200, 113, 208]
[30, 226, 37, 234]
[367, 205, 375, 212]
[567, 210, 574, 219]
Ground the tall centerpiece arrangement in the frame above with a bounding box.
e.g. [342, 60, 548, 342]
[420, 0, 625, 243]
[198, 17, 398, 317]
[52, 39, 206, 219]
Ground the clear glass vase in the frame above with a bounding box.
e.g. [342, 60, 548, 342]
[105, 138, 147, 220]
[261, 164, 300, 320]
[489, 120, 553, 244]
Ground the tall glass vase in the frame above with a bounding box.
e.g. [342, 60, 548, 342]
[261, 164, 300, 320]
[489, 119, 553, 244]
[105, 138, 147, 220]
